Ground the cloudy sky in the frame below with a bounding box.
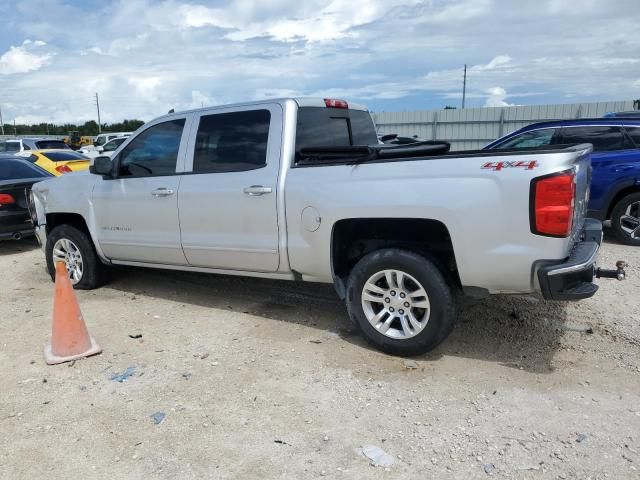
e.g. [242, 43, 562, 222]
[0, 0, 638, 124]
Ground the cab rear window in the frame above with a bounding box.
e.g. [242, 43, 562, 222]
[295, 107, 378, 151]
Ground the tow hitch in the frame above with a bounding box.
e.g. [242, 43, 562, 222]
[595, 260, 627, 281]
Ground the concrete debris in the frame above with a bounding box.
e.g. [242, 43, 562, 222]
[361, 445, 394, 467]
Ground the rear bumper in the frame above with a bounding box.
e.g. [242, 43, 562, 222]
[0, 228, 34, 240]
[0, 211, 34, 240]
[537, 219, 603, 301]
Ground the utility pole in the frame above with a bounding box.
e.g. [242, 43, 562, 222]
[0, 105, 4, 136]
[13, 119, 17, 136]
[461, 64, 467, 109]
[94, 92, 102, 133]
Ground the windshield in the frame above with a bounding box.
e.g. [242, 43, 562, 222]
[103, 138, 126, 151]
[94, 136, 107, 146]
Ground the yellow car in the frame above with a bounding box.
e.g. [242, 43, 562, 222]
[17, 149, 90, 176]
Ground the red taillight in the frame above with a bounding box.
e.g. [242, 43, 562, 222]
[324, 98, 348, 109]
[0, 193, 15, 206]
[532, 171, 576, 237]
[55, 164, 73, 174]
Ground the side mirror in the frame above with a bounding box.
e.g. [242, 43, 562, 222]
[90, 156, 114, 177]
[96, 146, 104, 153]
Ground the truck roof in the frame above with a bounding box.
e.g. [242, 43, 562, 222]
[163, 97, 369, 120]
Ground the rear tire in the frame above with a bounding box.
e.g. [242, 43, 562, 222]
[610, 193, 640, 246]
[46, 224, 107, 289]
[346, 248, 458, 356]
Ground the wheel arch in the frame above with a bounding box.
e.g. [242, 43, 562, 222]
[45, 212, 110, 264]
[606, 184, 640, 220]
[330, 217, 461, 299]
[46, 212, 91, 236]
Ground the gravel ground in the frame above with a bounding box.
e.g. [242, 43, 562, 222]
[0, 236, 639, 480]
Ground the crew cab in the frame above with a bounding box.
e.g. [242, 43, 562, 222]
[29, 98, 624, 356]
[485, 117, 640, 246]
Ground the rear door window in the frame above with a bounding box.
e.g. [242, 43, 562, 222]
[560, 126, 632, 151]
[624, 126, 640, 147]
[193, 110, 271, 173]
[295, 107, 378, 150]
[494, 128, 559, 149]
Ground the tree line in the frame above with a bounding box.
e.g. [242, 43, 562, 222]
[4, 119, 145, 136]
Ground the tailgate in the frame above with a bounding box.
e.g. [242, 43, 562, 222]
[569, 145, 592, 242]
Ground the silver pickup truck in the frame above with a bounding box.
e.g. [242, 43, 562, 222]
[30, 97, 624, 355]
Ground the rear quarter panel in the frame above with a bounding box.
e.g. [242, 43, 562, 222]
[285, 147, 591, 294]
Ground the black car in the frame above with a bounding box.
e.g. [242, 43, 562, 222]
[0, 156, 53, 240]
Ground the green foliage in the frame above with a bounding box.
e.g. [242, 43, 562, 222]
[9, 119, 145, 136]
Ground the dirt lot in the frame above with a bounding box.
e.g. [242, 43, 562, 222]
[1, 237, 639, 480]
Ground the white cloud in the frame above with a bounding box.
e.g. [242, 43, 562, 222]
[1, 0, 639, 124]
[484, 86, 515, 107]
[128, 76, 163, 101]
[178, 0, 422, 42]
[0, 42, 51, 75]
[185, 90, 216, 109]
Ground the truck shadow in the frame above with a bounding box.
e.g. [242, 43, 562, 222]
[433, 296, 572, 373]
[107, 267, 572, 373]
[0, 237, 39, 256]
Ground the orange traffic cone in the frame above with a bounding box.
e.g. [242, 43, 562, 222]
[44, 261, 102, 365]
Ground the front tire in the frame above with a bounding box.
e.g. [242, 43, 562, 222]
[46, 224, 106, 289]
[346, 248, 458, 356]
[610, 192, 640, 246]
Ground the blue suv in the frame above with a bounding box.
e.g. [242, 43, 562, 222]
[485, 117, 640, 246]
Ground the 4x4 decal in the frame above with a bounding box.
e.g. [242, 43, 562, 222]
[482, 160, 538, 171]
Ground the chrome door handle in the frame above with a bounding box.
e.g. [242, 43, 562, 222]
[151, 188, 175, 197]
[243, 185, 273, 196]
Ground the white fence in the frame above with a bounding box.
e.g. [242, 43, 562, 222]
[371, 100, 637, 151]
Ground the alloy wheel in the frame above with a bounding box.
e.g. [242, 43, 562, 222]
[619, 201, 640, 240]
[52, 238, 84, 285]
[361, 269, 431, 340]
